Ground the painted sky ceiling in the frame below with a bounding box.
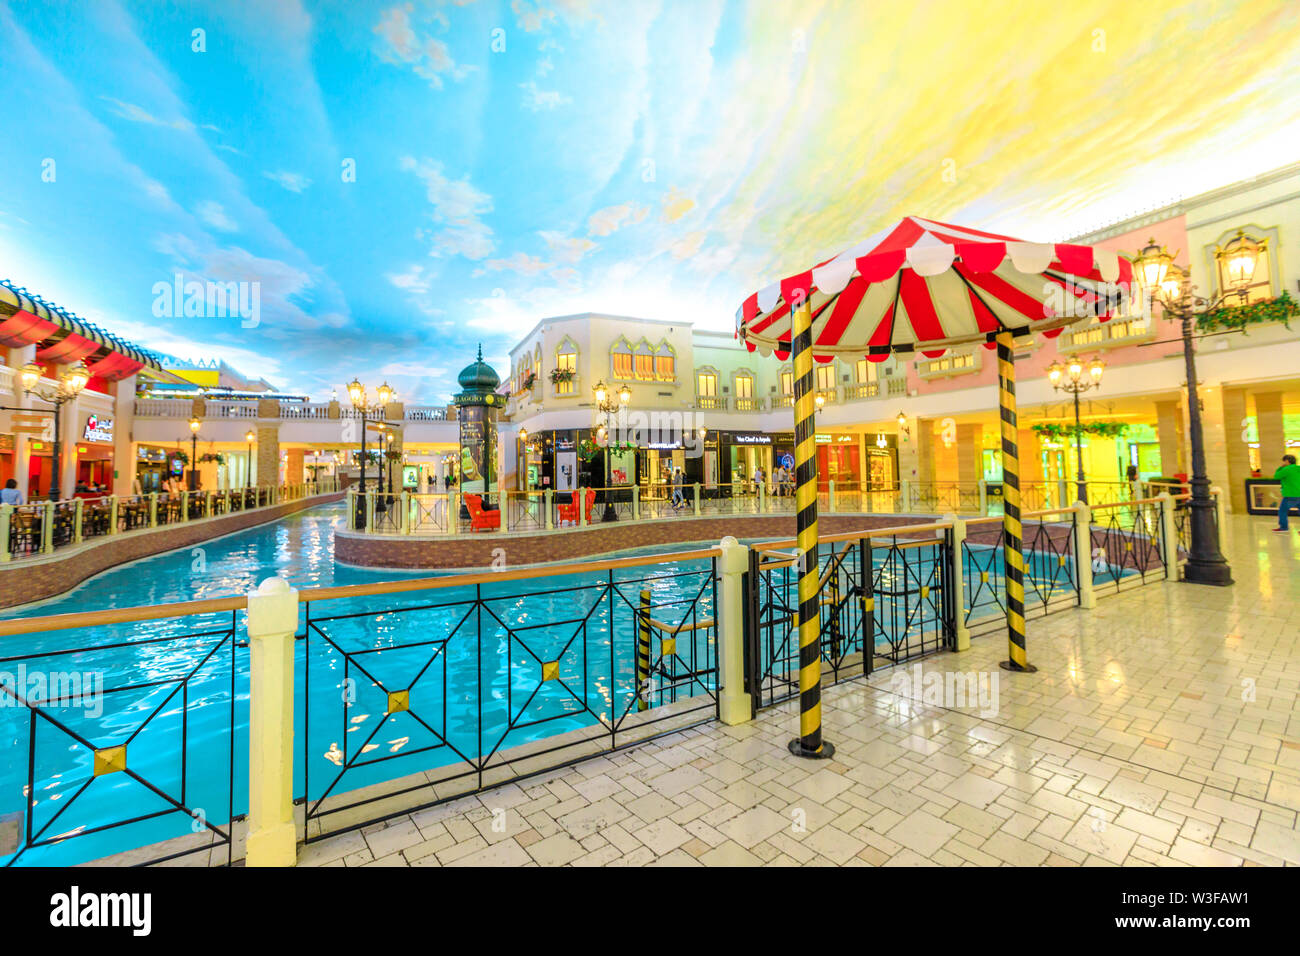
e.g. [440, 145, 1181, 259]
[0, 0, 1297, 402]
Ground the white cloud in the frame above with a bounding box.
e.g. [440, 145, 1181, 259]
[262, 170, 312, 193]
[400, 156, 496, 260]
[668, 230, 706, 260]
[196, 200, 238, 232]
[586, 202, 649, 237]
[519, 80, 570, 112]
[539, 231, 596, 264]
[478, 251, 552, 275]
[374, 3, 476, 89]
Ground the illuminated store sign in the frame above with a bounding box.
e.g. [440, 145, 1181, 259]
[83, 415, 114, 443]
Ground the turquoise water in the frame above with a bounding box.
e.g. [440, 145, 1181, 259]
[0, 502, 1123, 865]
[0, 501, 717, 866]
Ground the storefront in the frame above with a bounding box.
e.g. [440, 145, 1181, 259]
[0, 433, 13, 487]
[720, 431, 772, 494]
[75, 411, 116, 492]
[135, 445, 170, 494]
[866, 432, 899, 489]
[815, 432, 862, 490]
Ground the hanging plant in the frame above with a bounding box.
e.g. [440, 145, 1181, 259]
[549, 367, 576, 385]
[170, 450, 190, 465]
[577, 438, 601, 462]
[385, 449, 403, 461]
[1032, 420, 1130, 441]
[1195, 291, 1297, 335]
[198, 452, 225, 464]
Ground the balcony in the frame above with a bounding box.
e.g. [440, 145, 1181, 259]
[733, 397, 764, 411]
[916, 350, 981, 380]
[696, 396, 727, 410]
[1057, 317, 1156, 353]
[843, 382, 880, 400]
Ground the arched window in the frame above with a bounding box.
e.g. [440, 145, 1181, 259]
[734, 370, 756, 410]
[554, 338, 578, 395]
[696, 366, 718, 397]
[611, 337, 634, 379]
[635, 339, 656, 380]
[654, 341, 676, 381]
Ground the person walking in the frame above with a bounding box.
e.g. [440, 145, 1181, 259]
[753, 464, 765, 497]
[1273, 454, 1300, 532]
[671, 467, 686, 510]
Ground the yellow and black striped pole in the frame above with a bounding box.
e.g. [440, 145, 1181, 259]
[996, 330, 1036, 673]
[637, 588, 651, 711]
[788, 298, 834, 758]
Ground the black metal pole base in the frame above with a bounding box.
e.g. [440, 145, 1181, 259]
[788, 739, 836, 760]
[999, 660, 1039, 673]
[601, 504, 618, 521]
[1182, 559, 1233, 587]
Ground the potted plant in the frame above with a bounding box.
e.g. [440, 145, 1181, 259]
[548, 368, 576, 386]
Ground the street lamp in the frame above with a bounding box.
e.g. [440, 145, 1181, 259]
[187, 416, 201, 492]
[245, 429, 256, 493]
[1132, 234, 1263, 586]
[18, 360, 90, 500]
[1046, 356, 1105, 504]
[348, 379, 397, 528]
[592, 379, 630, 521]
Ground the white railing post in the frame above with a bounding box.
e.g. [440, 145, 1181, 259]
[1158, 492, 1178, 582]
[693, 483, 701, 516]
[108, 495, 119, 536]
[245, 576, 299, 867]
[759, 481, 767, 514]
[978, 479, 988, 516]
[205, 491, 213, 519]
[181, 490, 190, 523]
[1057, 478, 1069, 513]
[42, 501, 54, 554]
[717, 536, 753, 725]
[544, 489, 554, 530]
[149, 493, 158, 528]
[0, 504, 10, 562]
[828, 479, 837, 513]
[365, 490, 375, 531]
[401, 491, 411, 534]
[900, 479, 912, 512]
[1073, 501, 1095, 609]
[943, 513, 970, 651]
[631, 485, 640, 522]
[73, 498, 84, 544]
[449, 493, 460, 535]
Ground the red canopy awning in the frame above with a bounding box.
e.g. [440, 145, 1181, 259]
[36, 332, 102, 364]
[0, 309, 58, 348]
[737, 216, 1134, 360]
[84, 352, 145, 382]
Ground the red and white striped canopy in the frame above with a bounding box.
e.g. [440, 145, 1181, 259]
[737, 216, 1133, 361]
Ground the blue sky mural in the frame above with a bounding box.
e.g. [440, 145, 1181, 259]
[1, 0, 1297, 402]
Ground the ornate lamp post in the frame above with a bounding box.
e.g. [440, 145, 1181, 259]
[1132, 233, 1264, 586]
[18, 360, 89, 500]
[244, 428, 256, 493]
[1046, 356, 1105, 504]
[187, 416, 202, 491]
[592, 379, 631, 521]
[346, 378, 394, 529]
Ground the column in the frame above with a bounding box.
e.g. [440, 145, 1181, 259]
[1217, 387, 1249, 514]
[956, 423, 982, 485]
[1155, 399, 1186, 476]
[10, 344, 36, 498]
[915, 417, 936, 485]
[285, 448, 305, 486]
[111, 374, 137, 496]
[1254, 391, 1285, 470]
[256, 425, 280, 487]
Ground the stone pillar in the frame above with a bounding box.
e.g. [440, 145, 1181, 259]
[1155, 399, 1186, 476]
[256, 425, 280, 486]
[285, 448, 305, 485]
[1215, 387, 1248, 514]
[1254, 391, 1285, 471]
[915, 417, 936, 484]
[112, 374, 137, 496]
[10, 344, 36, 498]
[956, 423, 982, 485]
[58, 393, 78, 498]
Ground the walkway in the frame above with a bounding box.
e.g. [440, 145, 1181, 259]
[300, 515, 1300, 867]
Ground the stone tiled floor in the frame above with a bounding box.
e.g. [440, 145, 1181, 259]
[300, 516, 1300, 867]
